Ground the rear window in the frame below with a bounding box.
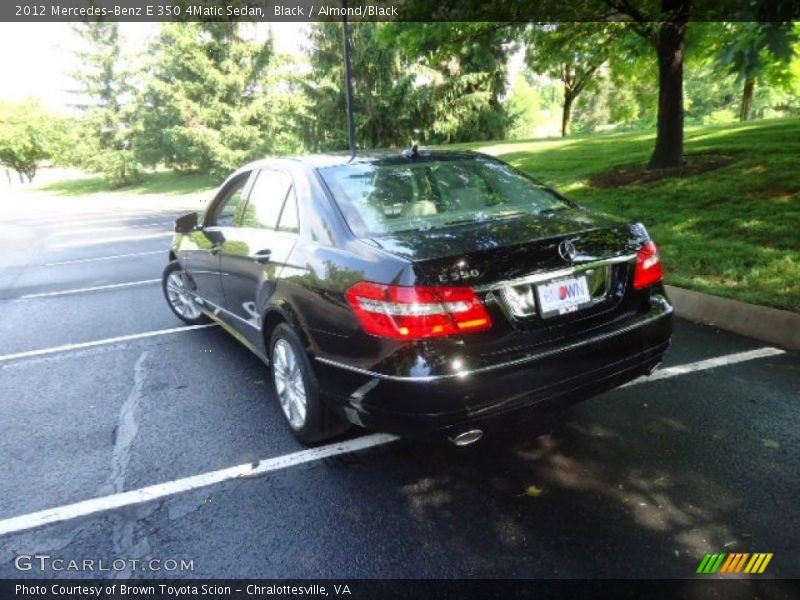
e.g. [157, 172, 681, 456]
[319, 156, 570, 236]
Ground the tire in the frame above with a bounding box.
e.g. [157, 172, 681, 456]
[269, 323, 349, 444]
[162, 261, 210, 326]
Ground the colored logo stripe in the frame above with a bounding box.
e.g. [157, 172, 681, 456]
[697, 553, 726, 574]
[720, 553, 749, 573]
[696, 552, 773, 574]
[745, 553, 773, 574]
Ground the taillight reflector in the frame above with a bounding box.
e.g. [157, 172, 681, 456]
[634, 241, 664, 289]
[345, 282, 492, 340]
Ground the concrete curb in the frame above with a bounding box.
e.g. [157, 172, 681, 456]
[665, 285, 800, 352]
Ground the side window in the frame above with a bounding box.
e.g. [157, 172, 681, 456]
[214, 176, 249, 227]
[277, 187, 300, 234]
[241, 170, 292, 230]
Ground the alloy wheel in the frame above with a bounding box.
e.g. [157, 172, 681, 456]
[165, 271, 202, 320]
[272, 339, 308, 430]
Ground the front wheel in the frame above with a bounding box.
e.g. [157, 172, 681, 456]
[162, 261, 209, 325]
[270, 323, 349, 444]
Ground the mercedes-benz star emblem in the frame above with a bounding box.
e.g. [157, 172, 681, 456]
[558, 240, 577, 262]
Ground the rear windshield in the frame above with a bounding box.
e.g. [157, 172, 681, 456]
[319, 156, 570, 236]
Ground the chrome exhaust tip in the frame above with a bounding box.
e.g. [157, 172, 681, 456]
[449, 429, 484, 447]
[646, 361, 662, 375]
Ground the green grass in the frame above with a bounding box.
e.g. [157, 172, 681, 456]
[458, 118, 800, 312]
[39, 170, 219, 197]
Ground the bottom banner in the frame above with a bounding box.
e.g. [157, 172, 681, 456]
[3, 579, 800, 600]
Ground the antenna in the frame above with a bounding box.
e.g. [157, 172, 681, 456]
[342, 1, 356, 158]
[402, 143, 419, 159]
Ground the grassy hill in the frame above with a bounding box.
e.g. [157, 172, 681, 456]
[462, 118, 800, 312]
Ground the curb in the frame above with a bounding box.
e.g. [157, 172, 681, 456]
[665, 285, 800, 352]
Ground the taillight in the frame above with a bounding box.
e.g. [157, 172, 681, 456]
[634, 241, 664, 289]
[345, 282, 492, 340]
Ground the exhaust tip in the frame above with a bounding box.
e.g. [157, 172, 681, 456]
[449, 429, 483, 447]
[646, 361, 662, 376]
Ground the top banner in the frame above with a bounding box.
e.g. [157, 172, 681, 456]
[4, 0, 800, 23]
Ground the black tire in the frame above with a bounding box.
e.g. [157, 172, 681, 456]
[269, 323, 350, 444]
[162, 261, 210, 326]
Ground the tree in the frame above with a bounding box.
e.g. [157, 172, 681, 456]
[0, 100, 60, 181]
[713, 22, 798, 121]
[526, 22, 628, 136]
[70, 22, 139, 186]
[505, 74, 544, 139]
[599, 0, 691, 167]
[136, 23, 293, 173]
[386, 23, 513, 143]
[303, 23, 425, 151]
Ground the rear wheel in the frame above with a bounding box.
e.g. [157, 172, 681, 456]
[162, 261, 209, 325]
[269, 323, 349, 444]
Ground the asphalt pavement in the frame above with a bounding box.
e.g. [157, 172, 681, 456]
[0, 195, 798, 580]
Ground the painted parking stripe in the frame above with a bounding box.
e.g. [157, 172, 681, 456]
[52, 223, 172, 236]
[0, 324, 217, 364]
[0, 433, 399, 537]
[43, 250, 164, 266]
[49, 232, 173, 249]
[0, 345, 788, 536]
[623, 346, 786, 387]
[19, 279, 160, 299]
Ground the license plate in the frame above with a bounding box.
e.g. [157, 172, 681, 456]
[536, 276, 592, 318]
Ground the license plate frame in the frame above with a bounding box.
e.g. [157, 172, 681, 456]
[536, 275, 593, 319]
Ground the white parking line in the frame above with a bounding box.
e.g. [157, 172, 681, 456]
[0, 433, 399, 537]
[0, 344, 788, 537]
[0, 324, 217, 364]
[20, 279, 160, 299]
[623, 346, 786, 387]
[43, 250, 164, 266]
[49, 232, 173, 249]
[52, 223, 172, 237]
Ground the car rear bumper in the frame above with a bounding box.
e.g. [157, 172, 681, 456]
[315, 293, 673, 436]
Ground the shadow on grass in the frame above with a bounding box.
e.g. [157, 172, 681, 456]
[39, 170, 219, 197]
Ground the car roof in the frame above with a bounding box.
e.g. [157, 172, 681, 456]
[239, 149, 484, 172]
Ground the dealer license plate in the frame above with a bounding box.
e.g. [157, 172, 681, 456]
[536, 276, 592, 318]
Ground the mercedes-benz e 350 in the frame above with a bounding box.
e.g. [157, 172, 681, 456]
[163, 150, 672, 443]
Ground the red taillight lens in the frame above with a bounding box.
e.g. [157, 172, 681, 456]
[634, 241, 664, 289]
[345, 282, 492, 340]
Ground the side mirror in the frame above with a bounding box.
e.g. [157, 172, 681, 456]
[175, 212, 199, 234]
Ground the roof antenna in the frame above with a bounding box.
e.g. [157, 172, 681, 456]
[403, 143, 419, 159]
[342, 1, 357, 159]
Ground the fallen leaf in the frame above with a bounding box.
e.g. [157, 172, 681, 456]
[763, 438, 780, 449]
[526, 485, 543, 497]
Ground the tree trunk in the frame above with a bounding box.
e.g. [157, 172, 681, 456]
[740, 78, 755, 121]
[561, 94, 574, 137]
[648, 0, 690, 169]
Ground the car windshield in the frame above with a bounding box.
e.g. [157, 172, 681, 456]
[319, 156, 571, 236]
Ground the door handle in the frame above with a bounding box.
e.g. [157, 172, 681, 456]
[251, 249, 272, 263]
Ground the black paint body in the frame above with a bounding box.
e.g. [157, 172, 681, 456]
[170, 151, 673, 435]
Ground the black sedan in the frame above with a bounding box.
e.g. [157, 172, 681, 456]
[163, 150, 673, 444]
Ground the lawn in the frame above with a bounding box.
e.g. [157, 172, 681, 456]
[39, 169, 219, 198]
[460, 118, 800, 312]
[33, 118, 800, 312]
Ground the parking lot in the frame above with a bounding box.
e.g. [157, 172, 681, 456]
[0, 194, 798, 579]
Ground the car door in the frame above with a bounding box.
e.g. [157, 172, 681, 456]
[187, 172, 252, 307]
[219, 168, 299, 343]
